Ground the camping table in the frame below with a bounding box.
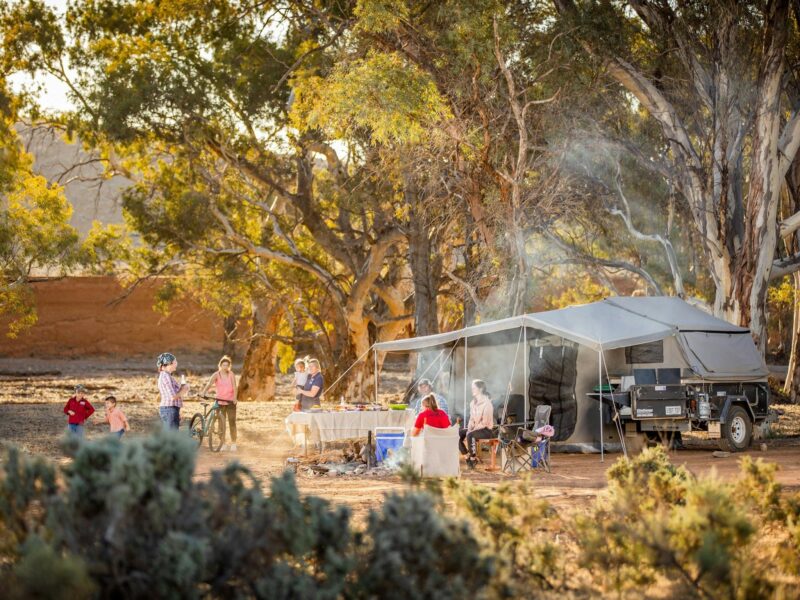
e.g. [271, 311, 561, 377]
[285, 410, 415, 453]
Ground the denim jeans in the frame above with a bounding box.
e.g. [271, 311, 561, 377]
[115, 430, 125, 439]
[67, 423, 85, 438]
[159, 406, 181, 430]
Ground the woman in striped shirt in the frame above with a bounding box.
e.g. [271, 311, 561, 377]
[157, 353, 187, 430]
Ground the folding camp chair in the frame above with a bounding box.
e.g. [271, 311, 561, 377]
[500, 404, 552, 474]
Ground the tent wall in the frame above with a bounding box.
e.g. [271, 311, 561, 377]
[448, 339, 528, 423]
[528, 342, 578, 441]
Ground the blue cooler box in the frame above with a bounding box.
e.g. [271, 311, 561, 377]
[375, 429, 405, 463]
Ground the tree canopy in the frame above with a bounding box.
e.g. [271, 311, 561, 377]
[2, 0, 800, 393]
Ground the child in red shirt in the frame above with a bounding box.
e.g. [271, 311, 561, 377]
[64, 384, 95, 438]
[411, 394, 451, 436]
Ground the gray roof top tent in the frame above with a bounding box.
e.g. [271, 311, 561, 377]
[372, 297, 767, 457]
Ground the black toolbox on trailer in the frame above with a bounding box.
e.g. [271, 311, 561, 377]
[630, 385, 687, 419]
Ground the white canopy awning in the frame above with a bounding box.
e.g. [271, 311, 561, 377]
[373, 297, 767, 380]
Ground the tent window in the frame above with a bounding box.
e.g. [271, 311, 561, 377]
[626, 340, 664, 364]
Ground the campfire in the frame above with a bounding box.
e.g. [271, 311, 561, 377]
[288, 439, 409, 478]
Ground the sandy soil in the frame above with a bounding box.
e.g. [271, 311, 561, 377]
[2, 365, 800, 522]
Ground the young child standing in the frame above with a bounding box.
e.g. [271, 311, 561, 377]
[292, 358, 308, 412]
[103, 395, 130, 438]
[63, 384, 95, 438]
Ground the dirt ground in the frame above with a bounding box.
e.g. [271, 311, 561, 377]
[2, 360, 800, 522]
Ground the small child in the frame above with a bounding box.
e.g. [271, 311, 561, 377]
[63, 384, 95, 438]
[292, 358, 308, 412]
[103, 395, 130, 438]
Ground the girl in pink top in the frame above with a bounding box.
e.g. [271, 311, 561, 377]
[201, 356, 239, 451]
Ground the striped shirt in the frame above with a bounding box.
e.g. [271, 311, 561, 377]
[158, 371, 182, 408]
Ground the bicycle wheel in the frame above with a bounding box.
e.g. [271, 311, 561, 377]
[188, 413, 204, 447]
[207, 410, 226, 452]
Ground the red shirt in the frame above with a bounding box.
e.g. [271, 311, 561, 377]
[414, 409, 451, 430]
[64, 396, 95, 425]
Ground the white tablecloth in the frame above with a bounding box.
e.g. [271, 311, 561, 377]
[286, 410, 415, 445]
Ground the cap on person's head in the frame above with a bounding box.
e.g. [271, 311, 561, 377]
[294, 358, 306, 367]
[418, 378, 432, 389]
[307, 358, 320, 369]
[75, 384, 87, 394]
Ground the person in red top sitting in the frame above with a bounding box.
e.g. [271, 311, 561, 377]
[411, 394, 451, 436]
[63, 384, 95, 438]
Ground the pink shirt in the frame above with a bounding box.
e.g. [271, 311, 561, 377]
[214, 371, 236, 403]
[468, 396, 494, 431]
[105, 406, 129, 433]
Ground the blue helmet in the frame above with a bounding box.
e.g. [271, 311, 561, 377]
[156, 352, 176, 368]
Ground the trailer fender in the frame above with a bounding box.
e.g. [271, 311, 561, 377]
[719, 396, 755, 425]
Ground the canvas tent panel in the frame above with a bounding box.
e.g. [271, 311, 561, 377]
[677, 332, 768, 380]
[526, 304, 675, 350]
[374, 316, 528, 352]
[605, 297, 748, 332]
[449, 340, 529, 422]
[528, 344, 578, 441]
[375, 297, 753, 354]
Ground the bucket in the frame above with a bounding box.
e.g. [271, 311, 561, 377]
[375, 429, 405, 463]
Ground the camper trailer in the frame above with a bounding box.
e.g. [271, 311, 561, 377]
[374, 297, 771, 454]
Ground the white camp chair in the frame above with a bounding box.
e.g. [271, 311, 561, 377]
[410, 425, 460, 477]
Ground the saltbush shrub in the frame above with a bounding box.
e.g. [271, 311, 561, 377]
[574, 446, 786, 598]
[3, 434, 800, 599]
[0, 431, 492, 599]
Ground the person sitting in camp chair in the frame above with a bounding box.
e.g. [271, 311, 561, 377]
[411, 394, 451, 436]
[458, 379, 495, 470]
[500, 404, 554, 474]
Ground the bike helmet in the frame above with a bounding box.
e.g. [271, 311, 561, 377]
[156, 352, 176, 369]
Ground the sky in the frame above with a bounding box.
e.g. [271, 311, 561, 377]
[7, 0, 74, 112]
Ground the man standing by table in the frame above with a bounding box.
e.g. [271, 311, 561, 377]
[295, 358, 324, 410]
[411, 378, 449, 417]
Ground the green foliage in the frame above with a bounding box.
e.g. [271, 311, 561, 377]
[354, 491, 494, 598]
[575, 447, 778, 598]
[0, 129, 81, 336]
[354, 0, 410, 33]
[0, 431, 494, 598]
[8, 536, 95, 600]
[292, 51, 451, 145]
[445, 478, 565, 594]
[734, 456, 785, 522]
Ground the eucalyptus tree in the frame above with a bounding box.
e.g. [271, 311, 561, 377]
[305, 0, 578, 323]
[1, 0, 416, 396]
[554, 0, 800, 349]
[0, 84, 82, 337]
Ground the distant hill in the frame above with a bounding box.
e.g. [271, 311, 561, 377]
[17, 123, 130, 236]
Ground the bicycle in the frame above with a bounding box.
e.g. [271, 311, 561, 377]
[188, 395, 226, 452]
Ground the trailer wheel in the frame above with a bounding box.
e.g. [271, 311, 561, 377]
[718, 405, 752, 452]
